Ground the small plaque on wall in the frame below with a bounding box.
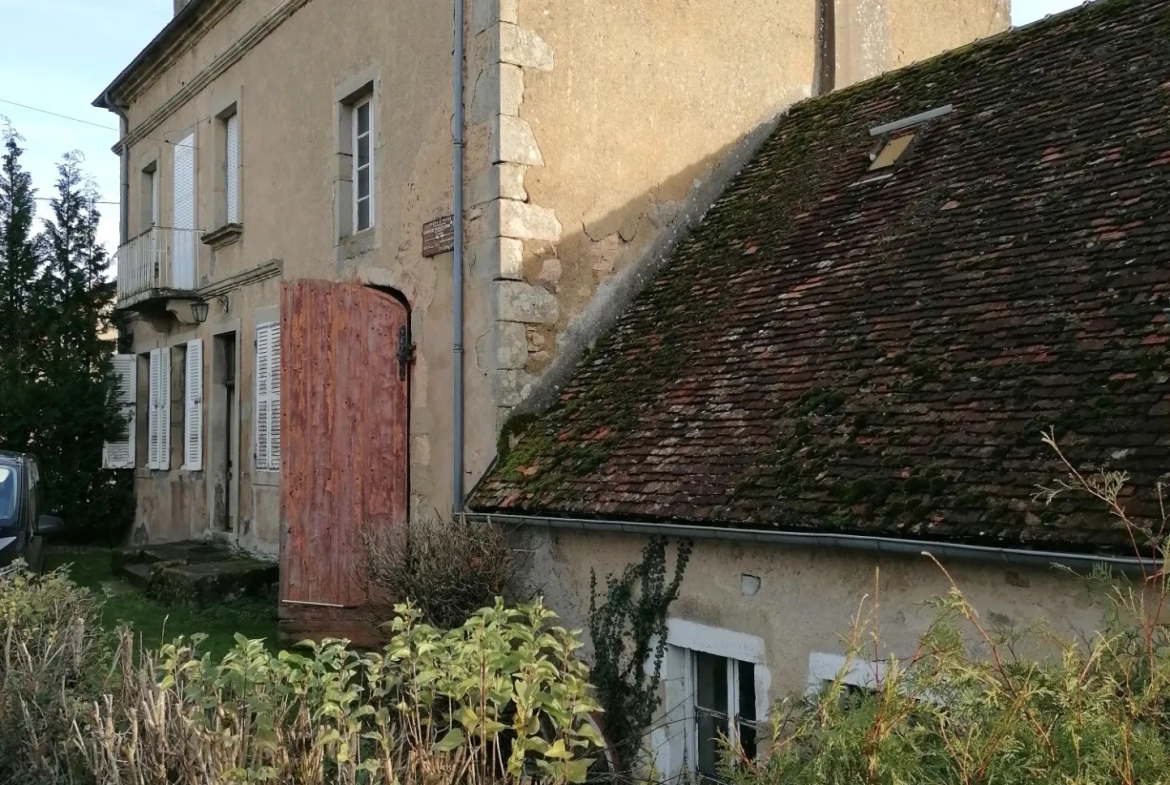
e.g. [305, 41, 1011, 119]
[422, 215, 455, 257]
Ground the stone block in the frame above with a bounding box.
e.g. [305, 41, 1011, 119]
[501, 64, 525, 116]
[494, 115, 544, 166]
[494, 367, 534, 408]
[499, 199, 561, 241]
[497, 320, 529, 368]
[497, 279, 559, 324]
[500, 24, 554, 71]
[500, 237, 524, 279]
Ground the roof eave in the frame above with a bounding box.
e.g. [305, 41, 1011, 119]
[465, 511, 1156, 575]
[91, 0, 214, 110]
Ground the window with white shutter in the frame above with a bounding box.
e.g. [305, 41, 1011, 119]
[103, 354, 137, 469]
[147, 348, 172, 470]
[226, 113, 241, 223]
[172, 132, 196, 289]
[254, 321, 281, 471]
[183, 339, 203, 470]
[352, 96, 373, 233]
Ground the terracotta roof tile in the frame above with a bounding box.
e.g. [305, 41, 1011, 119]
[470, 0, 1170, 554]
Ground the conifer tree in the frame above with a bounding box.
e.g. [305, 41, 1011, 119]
[37, 152, 130, 539]
[0, 122, 132, 541]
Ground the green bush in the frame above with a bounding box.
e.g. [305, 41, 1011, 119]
[0, 559, 602, 785]
[74, 599, 601, 785]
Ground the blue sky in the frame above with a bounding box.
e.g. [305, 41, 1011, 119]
[0, 0, 1082, 254]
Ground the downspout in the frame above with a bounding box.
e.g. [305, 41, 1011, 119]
[98, 90, 131, 246]
[451, 0, 466, 514]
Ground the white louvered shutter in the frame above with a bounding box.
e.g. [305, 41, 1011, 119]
[103, 354, 137, 469]
[172, 132, 196, 289]
[268, 322, 281, 469]
[226, 114, 240, 223]
[184, 340, 203, 470]
[255, 324, 271, 471]
[147, 349, 161, 469]
[158, 348, 172, 471]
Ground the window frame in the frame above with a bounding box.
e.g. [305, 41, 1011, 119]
[654, 620, 771, 783]
[352, 95, 373, 234]
[805, 652, 888, 698]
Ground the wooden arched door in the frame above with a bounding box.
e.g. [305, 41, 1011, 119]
[279, 280, 409, 610]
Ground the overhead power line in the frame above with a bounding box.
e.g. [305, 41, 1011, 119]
[33, 197, 120, 206]
[0, 98, 119, 132]
[0, 96, 200, 150]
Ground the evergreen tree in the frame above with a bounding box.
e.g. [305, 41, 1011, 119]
[37, 152, 131, 540]
[0, 123, 132, 541]
[0, 125, 45, 454]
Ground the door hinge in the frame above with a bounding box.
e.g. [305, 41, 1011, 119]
[396, 325, 414, 381]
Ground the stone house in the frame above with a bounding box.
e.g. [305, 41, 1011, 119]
[96, 0, 1003, 640]
[468, 0, 1170, 780]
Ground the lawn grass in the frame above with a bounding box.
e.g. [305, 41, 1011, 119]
[45, 548, 279, 660]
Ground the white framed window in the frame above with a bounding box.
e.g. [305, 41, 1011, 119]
[254, 321, 281, 471]
[146, 348, 171, 471]
[172, 131, 197, 289]
[183, 339, 203, 471]
[654, 620, 771, 784]
[352, 96, 373, 233]
[225, 112, 241, 224]
[806, 652, 893, 710]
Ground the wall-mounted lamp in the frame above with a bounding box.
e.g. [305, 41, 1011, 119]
[191, 295, 229, 325]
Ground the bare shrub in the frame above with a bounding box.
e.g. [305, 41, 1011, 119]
[364, 515, 514, 629]
[0, 564, 105, 784]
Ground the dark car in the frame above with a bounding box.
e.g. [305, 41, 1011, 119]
[0, 451, 64, 574]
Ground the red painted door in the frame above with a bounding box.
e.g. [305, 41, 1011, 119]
[280, 280, 409, 608]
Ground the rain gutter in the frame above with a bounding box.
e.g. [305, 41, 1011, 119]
[466, 512, 1155, 575]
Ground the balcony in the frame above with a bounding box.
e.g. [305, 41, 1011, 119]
[114, 226, 202, 309]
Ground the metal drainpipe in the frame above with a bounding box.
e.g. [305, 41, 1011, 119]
[99, 90, 131, 246]
[452, 0, 466, 514]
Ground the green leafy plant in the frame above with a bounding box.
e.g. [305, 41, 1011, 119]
[75, 598, 602, 785]
[588, 536, 692, 775]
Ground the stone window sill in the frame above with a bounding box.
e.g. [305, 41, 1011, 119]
[338, 227, 377, 260]
[202, 223, 244, 249]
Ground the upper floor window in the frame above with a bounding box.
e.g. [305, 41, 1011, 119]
[334, 77, 376, 243]
[139, 161, 159, 234]
[225, 111, 241, 224]
[353, 96, 373, 233]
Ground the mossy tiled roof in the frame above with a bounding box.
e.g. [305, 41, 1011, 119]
[471, 0, 1170, 553]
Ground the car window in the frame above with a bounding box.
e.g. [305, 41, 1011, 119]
[0, 466, 16, 521]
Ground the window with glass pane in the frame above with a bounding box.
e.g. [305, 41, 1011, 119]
[693, 652, 756, 783]
[353, 97, 373, 232]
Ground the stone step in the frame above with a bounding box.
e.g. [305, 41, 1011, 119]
[111, 540, 277, 606]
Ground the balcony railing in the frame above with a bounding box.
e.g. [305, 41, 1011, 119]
[114, 226, 202, 304]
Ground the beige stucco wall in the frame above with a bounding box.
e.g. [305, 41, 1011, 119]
[479, 0, 1009, 432]
[117, 0, 469, 555]
[515, 527, 1102, 698]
